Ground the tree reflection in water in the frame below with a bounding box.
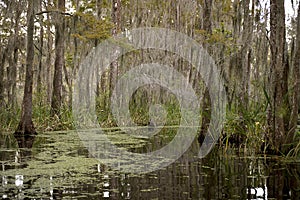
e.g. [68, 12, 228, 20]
[0, 131, 299, 199]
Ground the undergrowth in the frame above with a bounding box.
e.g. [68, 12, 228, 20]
[0, 94, 299, 158]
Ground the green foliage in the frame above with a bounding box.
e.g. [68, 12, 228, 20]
[285, 126, 300, 158]
[0, 106, 20, 132]
[95, 87, 182, 129]
[194, 27, 237, 56]
[29, 88, 74, 132]
[72, 11, 113, 41]
[32, 104, 74, 132]
[95, 90, 115, 127]
[223, 102, 267, 152]
[0, 93, 74, 133]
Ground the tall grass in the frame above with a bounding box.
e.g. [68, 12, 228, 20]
[223, 102, 267, 153]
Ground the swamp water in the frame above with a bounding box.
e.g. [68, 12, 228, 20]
[0, 130, 299, 199]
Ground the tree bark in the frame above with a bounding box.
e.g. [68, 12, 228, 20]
[51, 0, 65, 117]
[95, 0, 102, 97]
[15, 0, 36, 135]
[37, 3, 44, 99]
[267, 0, 289, 152]
[241, 0, 252, 108]
[46, 0, 53, 104]
[109, 0, 121, 106]
[0, 48, 6, 108]
[198, 0, 213, 144]
[10, 46, 18, 108]
[203, 0, 212, 34]
[288, 3, 300, 142]
[7, 4, 21, 109]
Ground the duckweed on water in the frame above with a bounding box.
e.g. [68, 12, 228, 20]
[1, 130, 157, 190]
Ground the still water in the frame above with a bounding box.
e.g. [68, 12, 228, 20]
[0, 130, 299, 199]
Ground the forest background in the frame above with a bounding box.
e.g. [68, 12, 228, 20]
[0, 0, 299, 156]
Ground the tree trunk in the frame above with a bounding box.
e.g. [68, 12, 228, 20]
[95, 0, 102, 97]
[108, 0, 121, 118]
[203, 0, 212, 34]
[37, 7, 44, 99]
[8, 47, 18, 109]
[241, 0, 252, 108]
[15, 0, 36, 135]
[51, 0, 65, 117]
[46, 0, 53, 104]
[199, 0, 213, 143]
[288, 3, 300, 142]
[267, 0, 288, 152]
[0, 49, 6, 108]
[7, 5, 21, 109]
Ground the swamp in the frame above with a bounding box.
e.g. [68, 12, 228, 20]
[0, 0, 300, 199]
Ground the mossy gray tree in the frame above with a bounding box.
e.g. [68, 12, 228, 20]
[51, 0, 65, 117]
[15, 0, 36, 135]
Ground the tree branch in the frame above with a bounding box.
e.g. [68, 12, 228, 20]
[35, 10, 73, 16]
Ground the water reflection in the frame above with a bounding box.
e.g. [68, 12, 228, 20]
[0, 131, 299, 199]
[247, 186, 267, 199]
[14, 134, 35, 149]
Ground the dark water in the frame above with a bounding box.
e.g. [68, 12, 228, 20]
[0, 130, 299, 199]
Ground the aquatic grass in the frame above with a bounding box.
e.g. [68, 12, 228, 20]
[0, 90, 75, 133]
[32, 103, 74, 132]
[223, 102, 267, 153]
[286, 131, 300, 158]
[0, 106, 20, 132]
[95, 91, 182, 130]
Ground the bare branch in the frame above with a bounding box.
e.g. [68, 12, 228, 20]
[35, 10, 72, 16]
